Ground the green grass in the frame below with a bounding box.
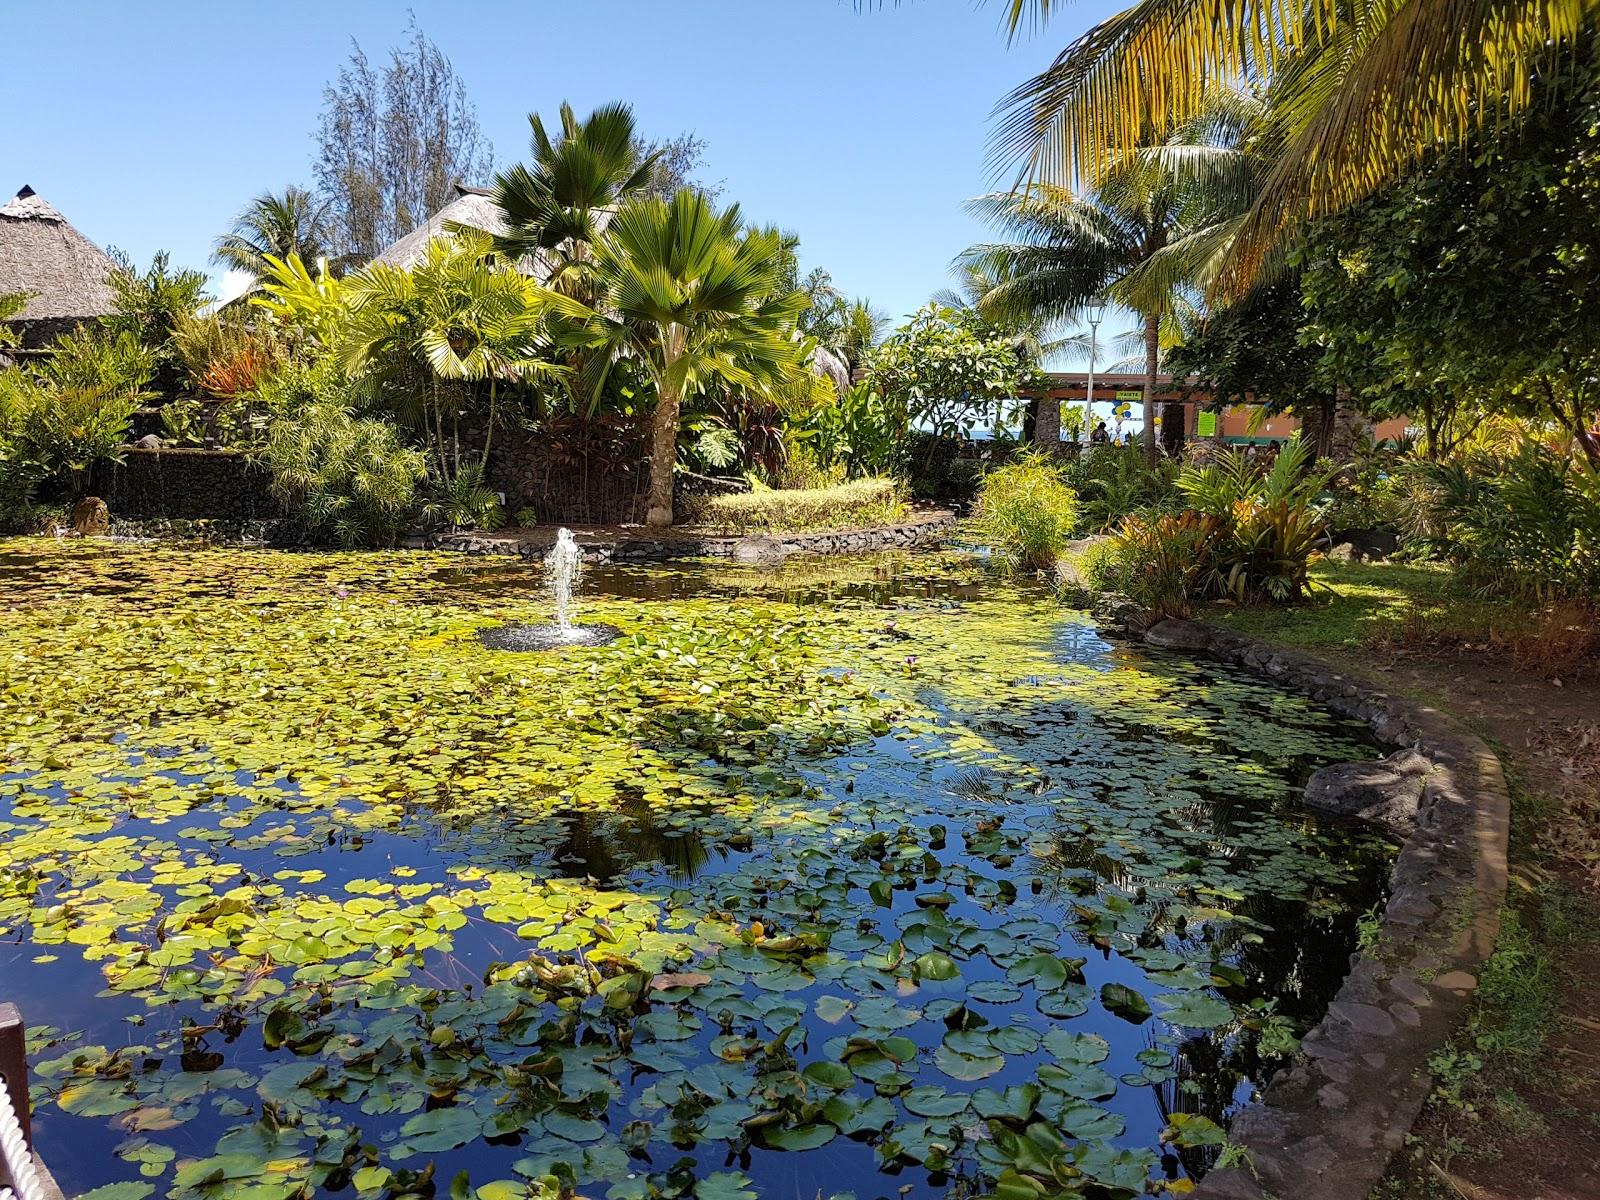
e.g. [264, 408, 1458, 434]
[1205, 559, 1463, 649]
[694, 477, 908, 533]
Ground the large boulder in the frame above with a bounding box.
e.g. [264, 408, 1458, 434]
[1143, 618, 1213, 651]
[1304, 748, 1433, 835]
[71, 496, 110, 536]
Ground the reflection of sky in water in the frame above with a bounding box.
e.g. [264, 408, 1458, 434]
[0, 547, 1393, 1200]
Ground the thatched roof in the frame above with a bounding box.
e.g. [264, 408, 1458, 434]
[0, 186, 118, 327]
[369, 184, 512, 269]
[368, 183, 562, 283]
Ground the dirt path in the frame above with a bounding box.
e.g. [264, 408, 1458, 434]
[1323, 646, 1600, 1200]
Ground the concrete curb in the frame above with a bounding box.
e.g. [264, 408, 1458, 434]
[1141, 620, 1510, 1200]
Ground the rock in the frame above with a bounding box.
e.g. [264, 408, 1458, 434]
[730, 536, 790, 565]
[1143, 619, 1213, 651]
[71, 496, 110, 536]
[135, 433, 163, 450]
[1304, 748, 1432, 834]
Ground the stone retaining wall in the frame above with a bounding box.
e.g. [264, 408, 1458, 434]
[1134, 619, 1509, 1200]
[90, 448, 285, 522]
[432, 508, 958, 562]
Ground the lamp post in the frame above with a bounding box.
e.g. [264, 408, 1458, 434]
[1083, 298, 1107, 446]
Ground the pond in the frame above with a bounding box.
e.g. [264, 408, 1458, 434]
[0, 542, 1395, 1200]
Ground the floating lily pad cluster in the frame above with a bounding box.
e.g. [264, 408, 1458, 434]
[0, 542, 1394, 1200]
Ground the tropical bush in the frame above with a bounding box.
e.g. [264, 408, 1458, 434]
[697, 478, 906, 533]
[1413, 446, 1600, 602]
[1090, 435, 1334, 615]
[973, 456, 1079, 571]
[263, 403, 427, 547]
[0, 370, 139, 498]
[1062, 442, 1180, 532]
[1082, 513, 1218, 620]
[788, 381, 905, 479]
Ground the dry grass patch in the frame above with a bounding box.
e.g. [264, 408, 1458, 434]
[694, 478, 908, 533]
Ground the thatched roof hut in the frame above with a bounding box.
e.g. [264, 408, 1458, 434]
[0, 185, 118, 349]
[369, 184, 511, 269]
[368, 183, 558, 282]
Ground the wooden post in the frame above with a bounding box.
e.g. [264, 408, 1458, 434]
[0, 1003, 29, 1149]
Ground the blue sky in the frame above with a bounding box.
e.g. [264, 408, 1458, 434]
[6, 0, 1120, 325]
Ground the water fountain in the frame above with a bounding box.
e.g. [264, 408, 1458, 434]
[478, 528, 622, 651]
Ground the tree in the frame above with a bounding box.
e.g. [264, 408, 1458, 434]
[799, 268, 887, 374]
[961, 101, 1256, 462]
[638, 132, 721, 199]
[491, 102, 659, 304]
[1164, 275, 1336, 453]
[102, 251, 210, 396]
[581, 190, 808, 527]
[214, 187, 335, 287]
[868, 304, 1040, 461]
[313, 18, 493, 263]
[1296, 38, 1600, 467]
[340, 231, 581, 485]
[992, 0, 1595, 294]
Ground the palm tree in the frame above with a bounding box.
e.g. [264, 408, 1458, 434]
[490, 101, 660, 302]
[581, 190, 808, 527]
[963, 99, 1259, 460]
[214, 188, 333, 286]
[991, 0, 1594, 293]
[341, 231, 582, 485]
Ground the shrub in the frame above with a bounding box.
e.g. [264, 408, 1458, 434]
[1061, 442, 1180, 532]
[1413, 445, 1600, 602]
[973, 456, 1079, 572]
[263, 403, 426, 547]
[1083, 513, 1219, 620]
[697, 478, 907, 532]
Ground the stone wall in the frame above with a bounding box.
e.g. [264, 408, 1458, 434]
[90, 448, 285, 522]
[434, 508, 958, 562]
[1128, 619, 1510, 1200]
[488, 420, 650, 525]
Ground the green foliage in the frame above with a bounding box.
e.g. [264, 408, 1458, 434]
[1083, 513, 1216, 621]
[102, 251, 210, 395]
[696, 478, 906, 532]
[1061, 443, 1179, 532]
[263, 403, 427, 546]
[1175, 435, 1336, 603]
[788, 381, 905, 479]
[868, 305, 1037, 445]
[973, 456, 1080, 571]
[0, 371, 137, 485]
[1091, 435, 1334, 615]
[1296, 42, 1600, 464]
[420, 463, 505, 532]
[35, 327, 155, 396]
[1412, 445, 1600, 601]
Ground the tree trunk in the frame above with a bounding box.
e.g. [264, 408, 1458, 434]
[1031, 393, 1060, 452]
[646, 382, 680, 527]
[1329, 385, 1361, 469]
[1141, 314, 1160, 466]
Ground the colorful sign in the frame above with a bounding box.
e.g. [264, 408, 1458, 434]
[1196, 410, 1217, 437]
[1114, 389, 1142, 402]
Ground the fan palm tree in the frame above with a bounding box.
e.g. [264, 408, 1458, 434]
[580, 190, 808, 527]
[962, 104, 1256, 461]
[992, 0, 1596, 293]
[213, 188, 334, 287]
[490, 101, 660, 303]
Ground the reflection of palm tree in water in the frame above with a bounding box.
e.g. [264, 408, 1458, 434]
[550, 791, 719, 883]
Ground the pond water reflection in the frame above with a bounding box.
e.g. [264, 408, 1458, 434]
[0, 542, 1394, 1200]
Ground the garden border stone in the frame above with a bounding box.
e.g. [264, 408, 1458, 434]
[1132, 619, 1509, 1200]
[429, 507, 958, 561]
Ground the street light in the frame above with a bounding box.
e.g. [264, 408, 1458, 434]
[1084, 298, 1107, 445]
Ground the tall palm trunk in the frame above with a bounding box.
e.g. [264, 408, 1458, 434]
[647, 328, 686, 528]
[1141, 313, 1160, 466]
[1032, 392, 1061, 450]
